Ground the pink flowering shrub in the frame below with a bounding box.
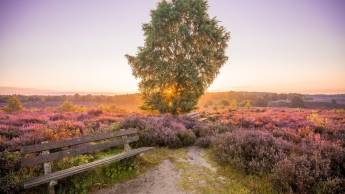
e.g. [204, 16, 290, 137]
[0, 107, 344, 193]
[120, 114, 196, 148]
[195, 136, 215, 148]
[0, 109, 126, 151]
[272, 153, 331, 193]
[271, 141, 345, 194]
[119, 115, 147, 130]
[87, 109, 103, 116]
[214, 130, 291, 174]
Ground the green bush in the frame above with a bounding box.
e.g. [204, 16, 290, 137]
[3, 96, 23, 113]
[58, 101, 85, 112]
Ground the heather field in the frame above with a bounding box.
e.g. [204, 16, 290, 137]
[1, 107, 344, 151]
[1, 104, 345, 193]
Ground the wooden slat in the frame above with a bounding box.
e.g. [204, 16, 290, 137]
[186, 112, 200, 119]
[23, 147, 154, 189]
[21, 135, 139, 167]
[198, 118, 208, 122]
[21, 128, 138, 154]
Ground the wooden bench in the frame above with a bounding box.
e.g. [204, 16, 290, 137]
[19, 128, 153, 194]
[186, 112, 207, 122]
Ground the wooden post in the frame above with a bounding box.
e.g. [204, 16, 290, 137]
[41, 141, 57, 194]
[120, 129, 131, 152]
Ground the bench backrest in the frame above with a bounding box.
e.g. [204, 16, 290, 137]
[20, 128, 138, 167]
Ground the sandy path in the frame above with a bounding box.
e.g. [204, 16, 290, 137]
[93, 160, 187, 194]
[186, 146, 216, 172]
[94, 147, 212, 194]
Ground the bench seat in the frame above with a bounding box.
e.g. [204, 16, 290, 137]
[24, 146, 154, 189]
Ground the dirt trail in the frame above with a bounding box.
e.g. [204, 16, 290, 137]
[94, 147, 212, 194]
[186, 146, 216, 172]
[93, 160, 186, 194]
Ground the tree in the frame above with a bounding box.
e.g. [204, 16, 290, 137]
[58, 100, 77, 112]
[126, 0, 229, 114]
[331, 99, 337, 105]
[290, 95, 304, 108]
[3, 96, 23, 113]
[229, 99, 237, 110]
[220, 99, 229, 107]
[243, 100, 252, 108]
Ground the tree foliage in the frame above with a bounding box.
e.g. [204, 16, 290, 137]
[126, 0, 229, 114]
[3, 96, 23, 113]
[290, 95, 305, 108]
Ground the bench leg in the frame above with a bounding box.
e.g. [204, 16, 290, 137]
[42, 141, 57, 194]
[120, 129, 131, 152]
[48, 180, 57, 194]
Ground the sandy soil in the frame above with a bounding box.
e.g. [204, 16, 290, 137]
[93, 159, 187, 194]
[186, 146, 216, 172]
[93, 147, 211, 194]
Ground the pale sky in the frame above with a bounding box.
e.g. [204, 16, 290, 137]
[0, 0, 344, 94]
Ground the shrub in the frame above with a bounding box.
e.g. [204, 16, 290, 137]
[87, 109, 103, 116]
[191, 122, 210, 137]
[195, 136, 214, 148]
[3, 96, 23, 113]
[58, 101, 77, 112]
[272, 142, 345, 194]
[319, 144, 345, 178]
[272, 128, 301, 143]
[317, 177, 345, 194]
[192, 122, 232, 138]
[214, 130, 291, 174]
[139, 115, 196, 148]
[120, 114, 196, 148]
[49, 113, 66, 121]
[0, 151, 21, 194]
[97, 104, 127, 113]
[119, 115, 146, 130]
[177, 129, 196, 146]
[272, 153, 331, 194]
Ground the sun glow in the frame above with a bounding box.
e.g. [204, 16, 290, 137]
[162, 85, 177, 106]
[163, 86, 176, 97]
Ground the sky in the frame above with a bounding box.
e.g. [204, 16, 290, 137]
[0, 0, 344, 94]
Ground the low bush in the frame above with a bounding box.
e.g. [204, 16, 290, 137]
[0, 151, 21, 194]
[272, 128, 301, 143]
[120, 114, 197, 148]
[139, 115, 196, 148]
[317, 177, 345, 194]
[3, 96, 23, 113]
[192, 122, 232, 138]
[87, 109, 103, 116]
[272, 153, 330, 194]
[195, 136, 214, 148]
[272, 143, 345, 194]
[119, 115, 146, 130]
[49, 113, 66, 121]
[58, 101, 85, 112]
[214, 129, 291, 174]
[319, 144, 345, 178]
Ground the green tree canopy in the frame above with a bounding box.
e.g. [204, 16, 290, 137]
[126, 0, 229, 114]
[4, 96, 23, 113]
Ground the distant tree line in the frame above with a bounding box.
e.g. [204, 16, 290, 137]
[0, 92, 344, 109]
[0, 93, 139, 104]
[200, 91, 345, 109]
